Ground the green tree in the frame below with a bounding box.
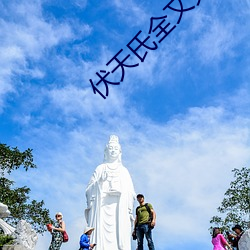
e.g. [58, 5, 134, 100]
[210, 167, 250, 232]
[0, 143, 52, 233]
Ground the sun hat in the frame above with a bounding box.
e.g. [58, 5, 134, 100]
[84, 227, 95, 234]
[55, 212, 63, 218]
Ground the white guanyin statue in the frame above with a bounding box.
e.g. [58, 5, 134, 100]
[85, 135, 136, 250]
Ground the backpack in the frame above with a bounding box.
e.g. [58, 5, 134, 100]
[136, 203, 154, 229]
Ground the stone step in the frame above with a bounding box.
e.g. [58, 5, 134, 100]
[1, 245, 26, 250]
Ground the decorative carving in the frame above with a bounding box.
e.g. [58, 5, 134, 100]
[0, 203, 11, 218]
[0, 203, 38, 250]
[12, 220, 38, 250]
[0, 203, 15, 235]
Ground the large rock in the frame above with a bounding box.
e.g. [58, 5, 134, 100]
[239, 229, 250, 250]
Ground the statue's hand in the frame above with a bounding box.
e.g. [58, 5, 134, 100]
[86, 195, 95, 209]
[129, 213, 135, 222]
[101, 171, 108, 181]
[88, 201, 93, 208]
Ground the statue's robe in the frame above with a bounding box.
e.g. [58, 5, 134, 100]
[85, 163, 136, 250]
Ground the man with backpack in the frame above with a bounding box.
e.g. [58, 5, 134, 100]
[132, 194, 156, 250]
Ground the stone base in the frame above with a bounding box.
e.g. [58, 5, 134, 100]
[1, 245, 26, 250]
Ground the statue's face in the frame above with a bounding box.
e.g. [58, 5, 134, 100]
[107, 142, 121, 160]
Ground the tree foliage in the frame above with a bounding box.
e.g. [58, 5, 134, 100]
[210, 167, 250, 232]
[0, 143, 52, 233]
[0, 234, 14, 246]
[0, 144, 36, 175]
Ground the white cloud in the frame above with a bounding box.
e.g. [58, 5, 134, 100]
[112, 0, 149, 26]
[48, 84, 127, 120]
[0, 1, 77, 111]
[10, 90, 250, 249]
[73, 0, 87, 9]
[0, 2, 73, 58]
[197, 20, 235, 63]
[191, 0, 250, 64]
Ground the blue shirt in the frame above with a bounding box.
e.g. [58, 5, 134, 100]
[79, 234, 90, 250]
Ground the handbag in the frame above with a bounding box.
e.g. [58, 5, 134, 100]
[46, 224, 52, 232]
[62, 231, 69, 242]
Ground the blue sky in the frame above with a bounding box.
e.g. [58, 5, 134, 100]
[1, 0, 250, 249]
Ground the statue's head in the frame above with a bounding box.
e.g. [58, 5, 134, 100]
[104, 135, 122, 163]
